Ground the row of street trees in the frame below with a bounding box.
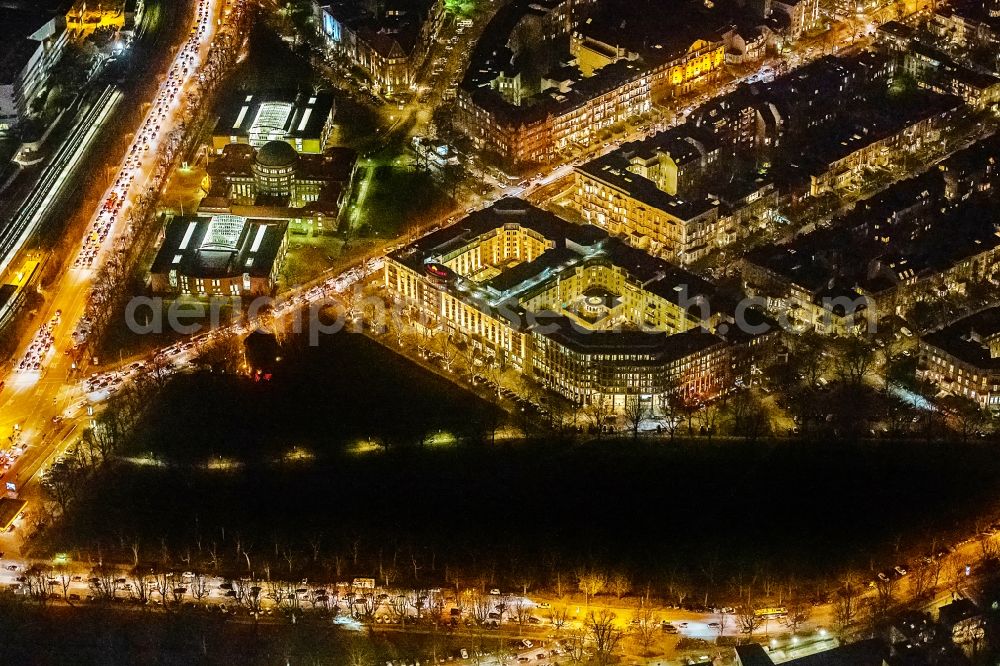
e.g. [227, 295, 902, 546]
[84, 0, 257, 351]
[40, 357, 172, 516]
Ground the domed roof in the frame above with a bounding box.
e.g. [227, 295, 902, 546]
[255, 140, 298, 168]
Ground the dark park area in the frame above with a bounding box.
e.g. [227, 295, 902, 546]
[35, 329, 1000, 597]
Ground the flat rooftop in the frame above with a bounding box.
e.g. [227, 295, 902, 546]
[215, 90, 334, 143]
[150, 214, 287, 280]
[390, 197, 607, 274]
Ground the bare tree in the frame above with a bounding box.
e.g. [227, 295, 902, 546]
[657, 383, 682, 441]
[587, 609, 624, 666]
[194, 329, 244, 374]
[623, 395, 646, 439]
[152, 569, 172, 608]
[833, 579, 859, 631]
[716, 607, 730, 636]
[345, 638, 376, 666]
[549, 606, 569, 634]
[736, 606, 762, 638]
[89, 564, 120, 603]
[577, 569, 607, 605]
[55, 563, 72, 601]
[25, 565, 52, 605]
[357, 591, 378, 621]
[834, 336, 875, 385]
[871, 577, 895, 623]
[513, 597, 532, 626]
[565, 628, 588, 663]
[389, 594, 410, 627]
[147, 355, 174, 390]
[129, 539, 141, 568]
[473, 590, 494, 625]
[428, 595, 445, 625]
[129, 567, 151, 605]
[245, 582, 263, 615]
[630, 606, 659, 656]
[609, 571, 631, 600]
[729, 389, 770, 441]
[268, 579, 293, 610]
[783, 595, 811, 634]
[907, 564, 931, 601]
[191, 574, 210, 603]
[407, 590, 425, 620]
[583, 396, 613, 434]
[494, 594, 511, 623]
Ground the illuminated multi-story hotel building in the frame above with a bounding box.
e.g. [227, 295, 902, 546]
[384, 198, 775, 408]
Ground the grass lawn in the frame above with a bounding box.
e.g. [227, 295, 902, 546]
[352, 165, 451, 238]
[278, 233, 346, 287]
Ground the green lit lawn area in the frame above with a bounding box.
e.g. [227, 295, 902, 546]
[351, 165, 452, 238]
[444, 0, 476, 17]
[279, 231, 345, 286]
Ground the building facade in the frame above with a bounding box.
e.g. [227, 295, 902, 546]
[149, 214, 289, 297]
[919, 307, 1000, 410]
[384, 198, 774, 408]
[771, 0, 821, 41]
[571, 124, 777, 264]
[0, 6, 68, 132]
[201, 140, 358, 234]
[212, 91, 336, 155]
[457, 61, 654, 166]
[454, 0, 730, 166]
[317, 0, 444, 96]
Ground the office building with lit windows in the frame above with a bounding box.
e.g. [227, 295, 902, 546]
[149, 214, 289, 297]
[212, 90, 335, 155]
[198, 140, 358, 233]
[384, 198, 775, 409]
